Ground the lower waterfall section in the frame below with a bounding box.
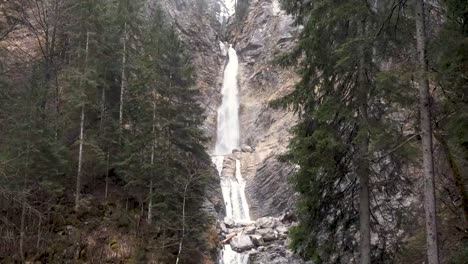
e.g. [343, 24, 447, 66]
[212, 156, 251, 264]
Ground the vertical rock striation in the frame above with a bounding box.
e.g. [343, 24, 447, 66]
[227, 0, 300, 219]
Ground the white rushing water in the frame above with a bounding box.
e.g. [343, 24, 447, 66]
[215, 46, 240, 155]
[212, 45, 251, 264]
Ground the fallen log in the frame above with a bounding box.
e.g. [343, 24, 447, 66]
[221, 232, 237, 244]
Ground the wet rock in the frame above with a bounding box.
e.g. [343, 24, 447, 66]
[219, 222, 228, 233]
[250, 235, 265, 247]
[224, 217, 235, 228]
[244, 225, 256, 235]
[276, 225, 288, 235]
[280, 211, 298, 223]
[256, 228, 277, 241]
[241, 145, 254, 153]
[255, 217, 277, 228]
[232, 148, 241, 154]
[230, 235, 255, 252]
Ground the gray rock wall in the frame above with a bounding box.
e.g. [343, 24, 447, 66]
[228, 0, 300, 218]
[156, 0, 301, 220]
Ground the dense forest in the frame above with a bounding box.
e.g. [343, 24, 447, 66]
[1, 0, 468, 263]
[275, 0, 468, 263]
[0, 0, 216, 263]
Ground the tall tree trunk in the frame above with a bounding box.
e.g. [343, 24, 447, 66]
[175, 180, 190, 264]
[19, 201, 26, 262]
[105, 152, 110, 200]
[147, 99, 156, 224]
[357, 19, 371, 264]
[147, 180, 153, 224]
[75, 32, 90, 211]
[100, 87, 106, 134]
[36, 217, 41, 250]
[415, 0, 440, 263]
[119, 22, 127, 144]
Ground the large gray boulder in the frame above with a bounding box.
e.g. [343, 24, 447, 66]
[230, 235, 255, 252]
[250, 234, 265, 247]
[224, 217, 235, 228]
[256, 228, 277, 241]
[276, 225, 288, 235]
[241, 144, 254, 153]
[255, 217, 277, 228]
[244, 225, 256, 235]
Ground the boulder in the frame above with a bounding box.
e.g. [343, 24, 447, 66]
[256, 228, 277, 241]
[276, 225, 288, 234]
[241, 145, 254, 153]
[230, 235, 255, 252]
[219, 222, 228, 233]
[280, 211, 297, 223]
[244, 225, 256, 235]
[250, 234, 265, 247]
[224, 217, 235, 228]
[232, 148, 241, 154]
[255, 217, 277, 228]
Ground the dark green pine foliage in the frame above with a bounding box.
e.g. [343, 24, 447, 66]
[0, 0, 213, 261]
[277, 0, 416, 262]
[432, 0, 468, 163]
[117, 7, 213, 262]
[63, 0, 126, 208]
[431, 0, 468, 238]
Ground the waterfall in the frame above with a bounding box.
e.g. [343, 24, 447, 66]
[215, 46, 240, 155]
[212, 44, 251, 264]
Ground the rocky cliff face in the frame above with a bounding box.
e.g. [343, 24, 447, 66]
[228, 0, 300, 219]
[158, 0, 300, 219]
[157, 0, 227, 146]
[159, 1, 303, 262]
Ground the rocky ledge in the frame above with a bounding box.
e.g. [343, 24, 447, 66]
[218, 213, 307, 264]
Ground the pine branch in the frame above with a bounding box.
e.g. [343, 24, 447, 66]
[372, 134, 418, 163]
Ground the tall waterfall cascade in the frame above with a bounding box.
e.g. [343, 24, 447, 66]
[215, 46, 240, 156]
[212, 44, 251, 264]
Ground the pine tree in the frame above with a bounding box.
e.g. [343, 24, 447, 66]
[431, 0, 468, 229]
[277, 0, 417, 262]
[415, 0, 440, 262]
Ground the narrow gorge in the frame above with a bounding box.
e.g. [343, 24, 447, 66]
[204, 1, 305, 263]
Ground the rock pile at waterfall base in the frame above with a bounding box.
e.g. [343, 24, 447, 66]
[218, 214, 308, 264]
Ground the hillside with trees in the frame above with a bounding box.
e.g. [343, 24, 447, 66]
[0, 0, 217, 262]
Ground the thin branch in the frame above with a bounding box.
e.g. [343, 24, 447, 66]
[372, 134, 418, 163]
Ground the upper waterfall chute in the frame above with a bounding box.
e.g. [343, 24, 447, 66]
[215, 46, 240, 155]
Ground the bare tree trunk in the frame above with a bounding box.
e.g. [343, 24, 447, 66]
[20, 115, 33, 262]
[36, 217, 41, 250]
[100, 87, 106, 134]
[415, 0, 439, 263]
[19, 201, 26, 262]
[119, 22, 127, 144]
[357, 19, 371, 264]
[175, 180, 190, 264]
[105, 152, 110, 200]
[75, 104, 85, 210]
[147, 180, 153, 225]
[147, 98, 157, 224]
[75, 31, 90, 211]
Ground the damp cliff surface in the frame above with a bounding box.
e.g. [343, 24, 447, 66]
[157, 0, 227, 147]
[228, 0, 300, 219]
[156, 0, 300, 220]
[157, 1, 304, 262]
